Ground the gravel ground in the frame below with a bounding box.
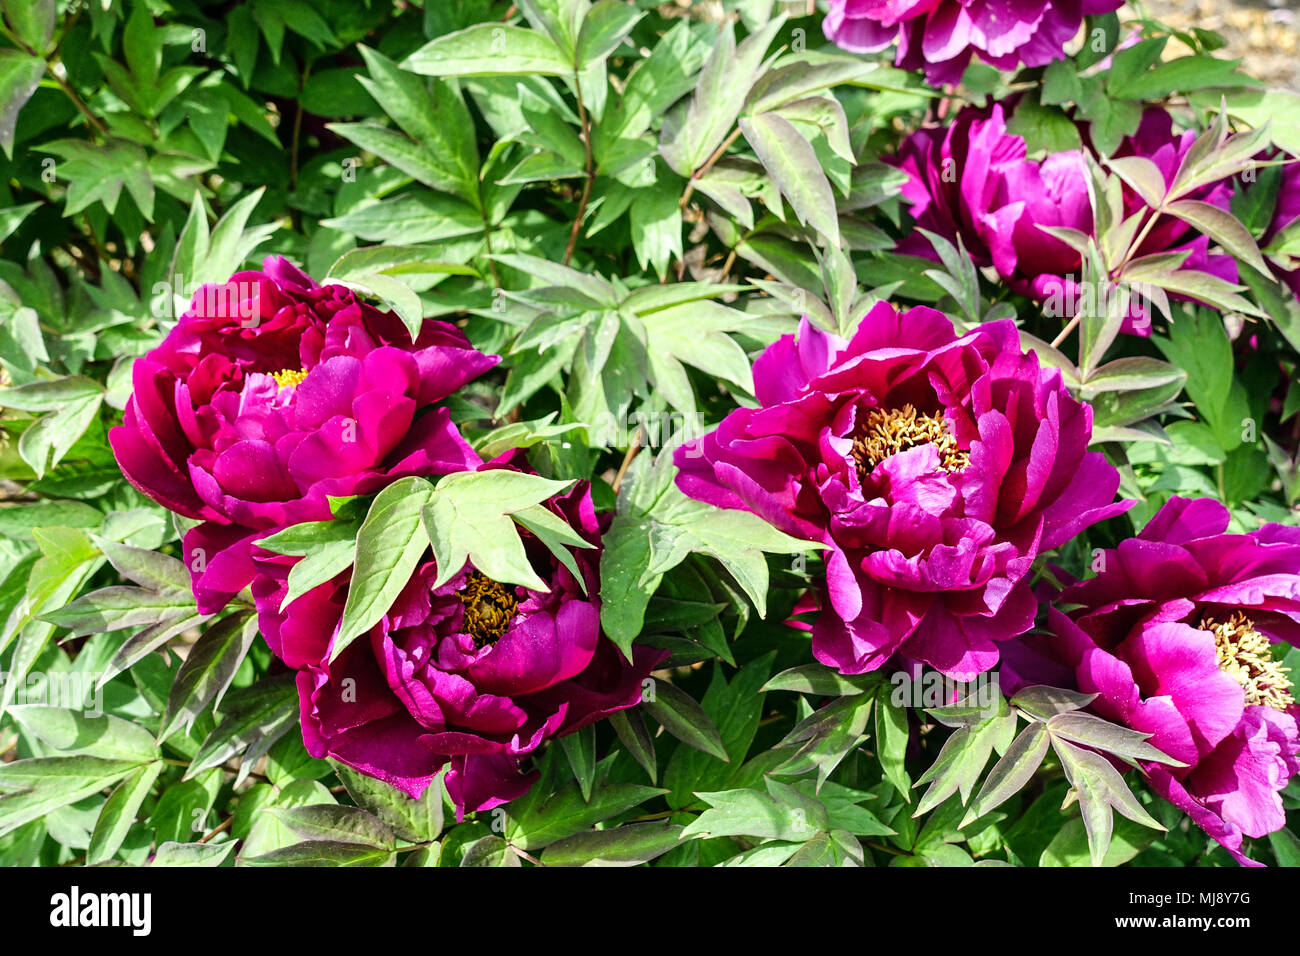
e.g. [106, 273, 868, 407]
[1131, 0, 1300, 89]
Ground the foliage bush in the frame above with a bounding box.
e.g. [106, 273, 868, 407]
[1, 0, 1299, 868]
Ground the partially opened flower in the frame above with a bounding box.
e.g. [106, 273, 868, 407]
[1003, 496, 1300, 865]
[824, 0, 1123, 87]
[892, 104, 1239, 335]
[674, 302, 1128, 679]
[891, 103, 1092, 305]
[252, 477, 663, 815]
[109, 256, 497, 613]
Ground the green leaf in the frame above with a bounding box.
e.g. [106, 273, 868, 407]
[334, 477, 436, 660]
[542, 821, 683, 866]
[609, 708, 657, 784]
[1050, 736, 1164, 867]
[762, 664, 879, 697]
[8, 706, 159, 763]
[403, 24, 571, 77]
[459, 835, 520, 867]
[775, 692, 873, 786]
[268, 804, 396, 850]
[641, 482, 819, 620]
[1163, 199, 1268, 275]
[740, 112, 840, 246]
[681, 783, 828, 843]
[1269, 828, 1300, 867]
[151, 841, 235, 867]
[1010, 685, 1098, 721]
[0, 756, 144, 838]
[643, 681, 728, 762]
[241, 841, 394, 867]
[504, 783, 664, 850]
[875, 686, 911, 800]
[0, 376, 104, 478]
[960, 722, 1050, 827]
[188, 674, 299, 779]
[1045, 711, 1184, 766]
[559, 726, 597, 802]
[913, 696, 1017, 814]
[334, 763, 445, 844]
[87, 761, 163, 865]
[2, 0, 54, 54]
[576, 1, 644, 69]
[422, 470, 575, 592]
[158, 611, 259, 740]
[0, 50, 43, 156]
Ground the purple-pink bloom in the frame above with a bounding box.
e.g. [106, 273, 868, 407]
[892, 104, 1239, 335]
[1003, 496, 1300, 865]
[823, 0, 1123, 87]
[252, 476, 663, 815]
[108, 256, 497, 614]
[674, 302, 1129, 680]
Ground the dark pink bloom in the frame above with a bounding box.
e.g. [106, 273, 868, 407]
[824, 0, 1123, 87]
[892, 105, 1238, 335]
[674, 302, 1128, 680]
[1003, 497, 1300, 865]
[252, 478, 663, 815]
[109, 256, 497, 613]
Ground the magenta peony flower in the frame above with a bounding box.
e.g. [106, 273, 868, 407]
[673, 302, 1129, 679]
[1003, 496, 1300, 865]
[823, 0, 1123, 87]
[252, 477, 663, 815]
[892, 103, 1091, 305]
[892, 105, 1238, 334]
[108, 256, 497, 614]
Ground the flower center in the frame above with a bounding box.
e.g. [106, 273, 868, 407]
[271, 368, 309, 388]
[1201, 611, 1295, 712]
[457, 571, 519, 647]
[851, 403, 969, 481]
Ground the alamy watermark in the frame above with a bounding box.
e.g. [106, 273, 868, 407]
[890, 668, 1001, 718]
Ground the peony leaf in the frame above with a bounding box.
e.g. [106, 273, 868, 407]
[158, 610, 259, 740]
[740, 111, 840, 246]
[961, 722, 1051, 828]
[1045, 712, 1185, 766]
[0, 756, 146, 839]
[643, 680, 728, 763]
[150, 841, 236, 867]
[559, 726, 597, 803]
[267, 804, 396, 851]
[88, 761, 164, 865]
[403, 24, 571, 77]
[8, 706, 159, 764]
[1010, 685, 1099, 720]
[762, 664, 879, 697]
[681, 782, 829, 843]
[542, 821, 684, 867]
[187, 675, 300, 782]
[609, 709, 657, 784]
[1049, 737, 1165, 867]
[459, 835, 521, 867]
[1163, 198, 1268, 275]
[333, 477, 436, 661]
[504, 782, 665, 850]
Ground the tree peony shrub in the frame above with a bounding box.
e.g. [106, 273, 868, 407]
[4, 0, 1299, 876]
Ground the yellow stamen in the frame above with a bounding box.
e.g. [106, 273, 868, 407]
[1201, 611, 1295, 712]
[457, 571, 519, 647]
[271, 368, 309, 388]
[852, 403, 970, 481]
